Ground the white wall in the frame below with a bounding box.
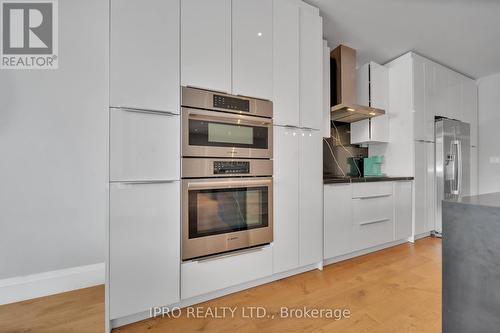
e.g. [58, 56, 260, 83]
[0, 0, 108, 279]
[477, 73, 500, 194]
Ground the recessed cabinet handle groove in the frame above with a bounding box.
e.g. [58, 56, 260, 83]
[359, 218, 390, 226]
[110, 106, 178, 116]
[355, 194, 392, 200]
[110, 180, 178, 185]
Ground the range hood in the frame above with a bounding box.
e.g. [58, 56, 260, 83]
[330, 45, 385, 123]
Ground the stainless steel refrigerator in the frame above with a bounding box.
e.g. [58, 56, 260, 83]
[435, 119, 471, 234]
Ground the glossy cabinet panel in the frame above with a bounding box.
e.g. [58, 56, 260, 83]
[299, 4, 323, 129]
[299, 129, 323, 266]
[232, 0, 273, 100]
[273, 0, 300, 126]
[324, 184, 352, 258]
[110, 0, 180, 113]
[414, 141, 435, 235]
[181, 0, 232, 93]
[110, 109, 180, 182]
[272, 126, 300, 273]
[394, 181, 413, 240]
[109, 182, 180, 319]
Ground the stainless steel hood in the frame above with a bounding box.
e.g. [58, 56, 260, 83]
[330, 45, 385, 123]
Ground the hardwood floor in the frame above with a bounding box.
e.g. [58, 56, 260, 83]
[0, 237, 441, 333]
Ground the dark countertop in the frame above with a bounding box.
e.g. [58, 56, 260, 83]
[445, 192, 500, 209]
[323, 175, 414, 184]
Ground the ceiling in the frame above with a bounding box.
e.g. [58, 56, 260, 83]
[306, 0, 500, 79]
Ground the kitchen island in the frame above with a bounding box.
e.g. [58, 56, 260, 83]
[442, 193, 500, 333]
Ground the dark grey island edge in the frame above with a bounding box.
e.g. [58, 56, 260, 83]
[443, 192, 500, 333]
[323, 176, 414, 184]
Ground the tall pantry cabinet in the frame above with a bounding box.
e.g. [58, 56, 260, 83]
[272, 0, 324, 273]
[380, 52, 478, 238]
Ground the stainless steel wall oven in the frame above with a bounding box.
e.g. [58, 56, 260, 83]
[181, 87, 273, 261]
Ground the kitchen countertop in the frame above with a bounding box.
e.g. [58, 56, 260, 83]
[444, 192, 500, 209]
[323, 175, 414, 184]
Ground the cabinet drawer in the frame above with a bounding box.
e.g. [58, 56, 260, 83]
[351, 182, 393, 199]
[352, 193, 394, 251]
[181, 246, 273, 299]
[352, 194, 393, 226]
[110, 109, 180, 182]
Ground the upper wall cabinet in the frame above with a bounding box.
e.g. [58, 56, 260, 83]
[299, 3, 323, 130]
[232, 0, 273, 100]
[461, 79, 478, 147]
[110, 0, 180, 113]
[273, 0, 300, 126]
[357, 62, 389, 110]
[181, 0, 232, 94]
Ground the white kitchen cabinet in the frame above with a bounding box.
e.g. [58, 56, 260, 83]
[322, 40, 331, 137]
[447, 71, 462, 121]
[414, 141, 435, 235]
[299, 128, 323, 266]
[471, 146, 478, 196]
[181, 0, 232, 93]
[273, 126, 300, 273]
[232, 0, 273, 100]
[181, 246, 273, 299]
[273, 0, 300, 126]
[110, 0, 179, 113]
[109, 182, 180, 319]
[110, 109, 180, 182]
[299, 3, 323, 130]
[357, 62, 389, 110]
[394, 181, 413, 240]
[462, 78, 478, 147]
[350, 115, 389, 144]
[324, 184, 352, 258]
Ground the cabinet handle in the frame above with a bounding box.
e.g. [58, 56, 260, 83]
[359, 218, 390, 226]
[110, 180, 178, 185]
[110, 106, 178, 116]
[355, 194, 392, 200]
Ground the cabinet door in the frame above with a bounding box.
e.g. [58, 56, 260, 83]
[110, 109, 180, 182]
[371, 115, 389, 143]
[232, 0, 273, 100]
[394, 181, 413, 240]
[110, 0, 179, 113]
[424, 61, 437, 142]
[272, 126, 300, 273]
[447, 71, 462, 121]
[413, 55, 426, 141]
[414, 141, 435, 235]
[110, 182, 180, 319]
[322, 41, 331, 137]
[471, 146, 478, 196]
[350, 119, 370, 144]
[414, 141, 427, 235]
[324, 184, 352, 259]
[181, 0, 231, 93]
[433, 64, 449, 119]
[299, 129, 323, 266]
[299, 4, 323, 130]
[462, 78, 478, 147]
[273, 0, 300, 126]
[425, 142, 436, 232]
[370, 63, 389, 110]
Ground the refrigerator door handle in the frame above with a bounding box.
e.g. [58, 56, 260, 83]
[450, 140, 460, 195]
[456, 140, 462, 195]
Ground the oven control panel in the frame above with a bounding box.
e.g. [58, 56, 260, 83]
[213, 94, 250, 112]
[213, 161, 250, 174]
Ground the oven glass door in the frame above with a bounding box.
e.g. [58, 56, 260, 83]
[182, 178, 273, 260]
[182, 108, 273, 158]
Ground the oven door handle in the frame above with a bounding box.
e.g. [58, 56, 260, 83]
[185, 178, 273, 191]
[185, 108, 272, 126]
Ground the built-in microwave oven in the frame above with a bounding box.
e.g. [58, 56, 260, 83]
[181, 87, 273, 159]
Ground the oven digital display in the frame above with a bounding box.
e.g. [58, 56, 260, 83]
[213, 94, 250, 112]
[213, 161, 250, 174]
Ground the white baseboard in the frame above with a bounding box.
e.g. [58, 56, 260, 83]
[0, 263, 105, 305]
